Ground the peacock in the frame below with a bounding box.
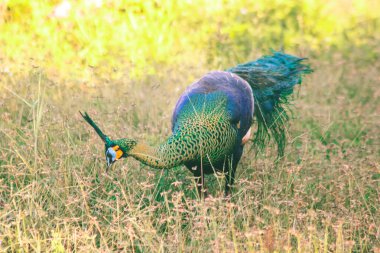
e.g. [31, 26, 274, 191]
[81, 52, 312, 196]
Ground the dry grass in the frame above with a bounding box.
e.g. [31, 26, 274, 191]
[0, 48, 379, 252]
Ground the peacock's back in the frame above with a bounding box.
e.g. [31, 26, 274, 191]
[172, 71, 254, 136]
[167, 71, 254, 172]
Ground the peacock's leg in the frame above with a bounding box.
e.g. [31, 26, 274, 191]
[224, 164, 236, 196]
[224, 146, 243, 196]
[197, 170, 208, 199]
[186, 165, 206, 199]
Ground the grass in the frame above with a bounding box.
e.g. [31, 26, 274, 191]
[0, 0, 379, 252]
[0, 48, 379, 252]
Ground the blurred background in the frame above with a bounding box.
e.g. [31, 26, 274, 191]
[1, 0, 379, 79]
[0, 0, 379, 252]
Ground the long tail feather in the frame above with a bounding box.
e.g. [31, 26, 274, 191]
[227, 51, 312, 157]
[80, 111, 110, 144]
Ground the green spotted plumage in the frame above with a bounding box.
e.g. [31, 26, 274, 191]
[81, 52, 312, 196]
[163, 92, 238, 169]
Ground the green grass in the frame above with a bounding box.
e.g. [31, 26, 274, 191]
[1, 0, 380, 79]
[0, 0, 380, 252]
[0, 50, 379, 252]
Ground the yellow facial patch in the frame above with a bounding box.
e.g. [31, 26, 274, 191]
[112, 145, 124, 160]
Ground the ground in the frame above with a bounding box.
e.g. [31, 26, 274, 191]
[0, 49, 379, 252]
[0, 1, 379, 252]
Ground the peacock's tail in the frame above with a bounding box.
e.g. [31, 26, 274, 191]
[227, 51, 312, 157]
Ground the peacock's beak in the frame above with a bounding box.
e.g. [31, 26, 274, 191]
[106, 147, 116, 171]
[106, 157, 112, 171]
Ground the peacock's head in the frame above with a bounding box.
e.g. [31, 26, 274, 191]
[105, 141, 123, 169]
[105, 138, 137, 168]
[80, 111, 136, 170]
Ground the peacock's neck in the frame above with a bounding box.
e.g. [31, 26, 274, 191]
[124, 111, 238, 170]
[128, 134, 189, 169]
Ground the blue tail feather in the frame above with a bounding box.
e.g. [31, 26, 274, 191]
[227, 52, 312, 157]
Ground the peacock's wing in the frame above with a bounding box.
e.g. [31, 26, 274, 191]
[171, 71, 254, 140]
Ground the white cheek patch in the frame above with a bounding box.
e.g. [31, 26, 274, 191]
[106, 147, 116, 158]
[242, 127, 252, 145]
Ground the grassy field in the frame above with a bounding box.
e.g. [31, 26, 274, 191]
[0, 1, 379, 252]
